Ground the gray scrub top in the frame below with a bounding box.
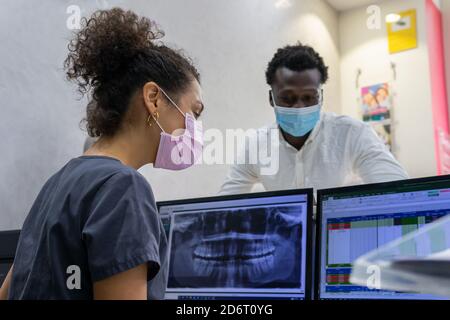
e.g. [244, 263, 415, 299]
[8, 155, 168, 300]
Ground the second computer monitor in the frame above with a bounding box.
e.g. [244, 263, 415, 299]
[316, 176, 450, 300]
[158, 189, 314, 300]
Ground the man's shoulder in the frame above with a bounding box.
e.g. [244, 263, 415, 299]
[255, 122, 279, 135]
[235, 123, 279, 155]
[321, 112, 367, 132]
[243, 123, 279, 140]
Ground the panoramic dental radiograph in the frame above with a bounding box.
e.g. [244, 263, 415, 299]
[167, 205, 304, 289]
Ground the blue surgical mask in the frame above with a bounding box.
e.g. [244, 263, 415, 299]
[271, 91, 321, 137]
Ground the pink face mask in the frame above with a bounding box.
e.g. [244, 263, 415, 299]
[153, 90, 203, 171]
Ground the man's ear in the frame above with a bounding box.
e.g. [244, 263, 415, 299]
[269, 90, 274, 107]
[142, 81, 160, 115]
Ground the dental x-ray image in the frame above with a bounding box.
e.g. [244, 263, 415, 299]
[167, 204, 304, 289]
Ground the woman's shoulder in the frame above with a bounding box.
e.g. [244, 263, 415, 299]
[106, 165, 152, 191]
[81, 157, 152, 191]
[63, 155, 154, 198]
[71, 156, 142, 179]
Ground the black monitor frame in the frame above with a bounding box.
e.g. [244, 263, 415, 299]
[0, 229, 20, 259]
[0, 230, 20, 286]
[157, 188, 314, 300]
[315, 174, 450, 300]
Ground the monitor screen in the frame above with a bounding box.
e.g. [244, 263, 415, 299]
[317, 176, 450, 300]
[158, 190, 313, 300]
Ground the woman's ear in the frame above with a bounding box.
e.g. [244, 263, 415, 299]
[142, 81, 160, 115]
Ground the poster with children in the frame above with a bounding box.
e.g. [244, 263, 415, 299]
[360, 83, 393, 151]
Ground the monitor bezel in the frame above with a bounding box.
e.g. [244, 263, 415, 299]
[157, 188, 314, 300]
[315, 174, 450, 300]
[0, 229, 21, 259]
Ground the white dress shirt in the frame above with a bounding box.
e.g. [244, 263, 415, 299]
[219, 112, 408, 195]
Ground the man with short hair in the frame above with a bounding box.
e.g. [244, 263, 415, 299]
[220, 43, 408, 195]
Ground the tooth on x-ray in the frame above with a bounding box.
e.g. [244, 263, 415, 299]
[167, 205, 303, 289]
[269, 205, 303, 226]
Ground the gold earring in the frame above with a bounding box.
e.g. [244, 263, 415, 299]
[147, 112, 159, 127]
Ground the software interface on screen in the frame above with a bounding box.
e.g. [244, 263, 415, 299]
[319, 180, 450, 300]
[159, 193, 309, 300]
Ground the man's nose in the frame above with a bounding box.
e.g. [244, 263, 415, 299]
[292, 101, 307, 109]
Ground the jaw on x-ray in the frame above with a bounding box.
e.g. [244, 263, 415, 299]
[168, 205, 304, 289]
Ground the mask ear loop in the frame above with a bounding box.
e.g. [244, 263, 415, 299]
[318, 87, 324, 106]
[147, 87, 191, 134]
[160, 88, 186, 118]
[270, 90, 278, 108]
[147, 111, 165, 133]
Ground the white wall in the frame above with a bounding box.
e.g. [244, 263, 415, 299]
[339, 0, 436, 178]
[0, 0, 88, 231]
[0, 0, 340, 230]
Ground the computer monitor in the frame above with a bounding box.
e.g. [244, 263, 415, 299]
[316, 175, 450, 300]
[157, 189, 313, 300]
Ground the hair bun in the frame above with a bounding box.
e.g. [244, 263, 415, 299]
[65, 7, 164, 92]
[65, 8, 200, 138]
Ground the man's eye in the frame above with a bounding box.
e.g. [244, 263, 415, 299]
[302, 95, 319, 105]
[280, 97, 295, 105]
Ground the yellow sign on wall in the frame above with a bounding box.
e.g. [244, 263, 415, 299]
[387, 9, 417, 54]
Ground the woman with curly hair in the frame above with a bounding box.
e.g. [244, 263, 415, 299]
[0, 7, 204, 300]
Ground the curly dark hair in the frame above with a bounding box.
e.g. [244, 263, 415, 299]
[64, 7, 200, 137]
[265, 42, 328, 86]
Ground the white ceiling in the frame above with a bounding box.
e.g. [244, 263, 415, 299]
[326, 0, 381, 12]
